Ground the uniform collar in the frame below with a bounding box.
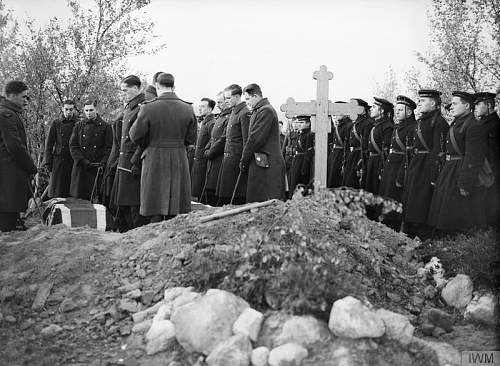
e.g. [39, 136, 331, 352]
[202, 113, 214, 124]
[233, 101, 248, 114]
[0, 98, 23, 113]
[252, 98, 269, 111]
[158, 92, 179, 100]
[220, 107, 233, 117]
[126, 92, 146, 110]
[84, 115, 103, 125]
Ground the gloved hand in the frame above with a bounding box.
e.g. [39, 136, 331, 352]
[81, 159, 91, 168]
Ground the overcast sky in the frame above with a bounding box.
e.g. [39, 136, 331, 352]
[5, 0, 431, 116]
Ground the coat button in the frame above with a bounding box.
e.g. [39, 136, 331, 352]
[94, 145, 97, 148]
[83, 134, 86, 137]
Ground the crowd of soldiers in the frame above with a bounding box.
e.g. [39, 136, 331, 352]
[281, 90, 499, 238]
[0, 75, 498, 238]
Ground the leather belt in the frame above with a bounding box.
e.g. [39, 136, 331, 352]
[369, 152, 380, 157]
[295, 152, 305, 156]
[389, 148, 405, 155]
[149, 139, 184, 148]
[446, 154, 462, 161]
[415, 149, 430, 154]
[332, 144, 343, 150]
[349, 147, 361, 152]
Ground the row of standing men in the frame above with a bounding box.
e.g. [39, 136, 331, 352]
[281, 90, 499, 238]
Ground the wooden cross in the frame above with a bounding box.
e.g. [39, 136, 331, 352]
[280, 65, 364, 188]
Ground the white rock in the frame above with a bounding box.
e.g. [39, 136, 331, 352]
[132, 319, 153, 333]
[164, 286, 194, 302]
[153, 303, 172, 323]
[413, 338, 460, 366]
[233, 307, 264, 341]
[41, 324, 62, 337]
[251, 347, 269, 366]
[145, 319, 176, 355]
[132, 301, 165, 323]
[268, 343, 308, 366]
[328, 296, 385, 339]
[375, 309, 414, 345]
[172, 291, 201, 310]
[171, 289, 249, 355]
[441, 274, 473, 309]
[275, 315, 330, 347]
[464, 294, 498, 325]
[206, 333, 252, 366]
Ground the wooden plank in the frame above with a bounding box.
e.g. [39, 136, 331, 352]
[280, 98, 316, 119]
[328, 100, 364, 121]
[199, 199, 278, 223]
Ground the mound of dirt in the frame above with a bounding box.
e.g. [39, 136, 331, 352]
[0, 190, 496, 365]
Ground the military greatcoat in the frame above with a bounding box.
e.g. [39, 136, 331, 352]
[204, 108, 232, 193]
[364, 117, 394, 194]
[191, 113, 215, 198]
[112, 92, 146, 206]
[216, 102, 250, 200]
[0, 99, 37, 213]
[241, 98, 285, 202]
[402, 110, 449, 225]
[327, 117, 352, 188]
[69, 115, 112, 200]
[428, 112, 488, 231]
[342, 114, 374, 189]
[129, 92, 197, 216]
[44, 115, 77, 197]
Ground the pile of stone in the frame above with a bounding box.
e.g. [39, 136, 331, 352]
[121, 286, 462, 366]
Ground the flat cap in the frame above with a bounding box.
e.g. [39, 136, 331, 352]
[418, 89, 441, 98]
[396, 95, 416, 110]
[350, 98, 370, 108]
[452, 91, 475, 104]
[373, 97, 394, 109]
[474, 92, 496, 104]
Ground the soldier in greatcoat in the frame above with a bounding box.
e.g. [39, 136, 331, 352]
[203, 93, 231, 206]
[0, 81, 38, 232]
[240, 83, 285, 202]
[111, 75, 148, 230]
[44, 99, 78, 198]
[216, 84, 250, 205]
[428, 91, 488, 234]
[129, 73, 197, 221]
[69, 100, 112, 201]
[289, 116, 314, 192]
[473, 92, 499, 227]
[191, 97, 216, 202]
[327, 109, 352, 188]
[364, 97, 394, 195]
[402, 89, 449, 239]
[379, 95, 417, 229]
[101, 107, 123, 210]
[342, 99, 374, 188]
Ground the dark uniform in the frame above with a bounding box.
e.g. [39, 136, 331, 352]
[112, 92, 147, 229]
[0, 98, 38, 231]
[241, 98, 285, 202]
[129, 92, 197, 217]
[216, 102, 250, 204]
[380, 96, 417, 228]
[474, 92, 500, 226]
[191, 113, 215, 200]
[402, 90, 449, 238]
[101, 109, 123, 209]
[204, 108, 232, 206]
[365, 98, 394, 195]
[428, 92, 488, 233]
[342, 112, 374, 189]
[290, 121, 314, 192]
[282, 128, 299, 195]
[44, 114, 78, 198]
[69, 115, 113, 200]
[327, 116, 351, 188]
